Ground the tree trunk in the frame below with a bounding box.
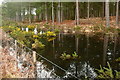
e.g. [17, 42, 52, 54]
[22, 8, 25, 22]
[60, 2, 63, 22]
[105, 0, 110, 27]
[19, 10, 22, 22]
[28, 3, 31, 24]
[45, 2, 48, 23]
[102, 2, 105, 20]
[76, 0, 79, 25]
[52, 1, 54, 25]
[87, 1, 90, 19]
[39, 13, 42, 21]
[116, 0, 119, 26]
[16, 11, 19, 22]
[58, 0, 61, 24]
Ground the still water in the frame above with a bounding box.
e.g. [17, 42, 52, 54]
[36, 33, 120, 78]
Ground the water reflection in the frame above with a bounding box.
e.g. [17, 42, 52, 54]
[103, 34, 108, 66]
[64, 62, 97, 78]
[38, 33, 120, 77]
[75, 37, 79, 54]
[36, 61, 59, 78]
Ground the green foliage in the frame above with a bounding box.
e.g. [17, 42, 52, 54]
[11, 30, 25, 40]
[27, 25, 36, 30]
[60, 52, 80, 60]
[43, 31, 56, 41]
[60, 53, 71, 60]
[1, 24, 57, 49]
[105, 27, 117, 33]
[115, 70, 120, 78]
[72, 52, 79, 59]
[96, 62, 120, 78]
[117, 29, 120, 35]
[2, 20, 18, 27]
[115, 57, 120, 62]
[93, 25, 104, 31]
[74, 26, 81, 31]
[54, 29, 60, 33]
[43, 24, 51, 29]
[32, 39, 45, 49]
[2, 26, 16, 33]
[36, 7, 42, 14]
[1, 25, 46, 49]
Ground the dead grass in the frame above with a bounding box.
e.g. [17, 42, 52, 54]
[0, 29, 35, 78]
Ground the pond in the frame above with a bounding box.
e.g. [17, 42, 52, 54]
[36, 33, 120, 78]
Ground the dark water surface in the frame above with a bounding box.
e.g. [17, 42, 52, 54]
[37, 33, 120, 78]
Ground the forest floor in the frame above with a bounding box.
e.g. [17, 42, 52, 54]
[36, 17, 117, 27]
[21, 16, 118, 27]
[19, 16, 119, 34]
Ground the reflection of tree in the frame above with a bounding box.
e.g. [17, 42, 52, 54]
[103, 34, 109, 66]
[86, 34, 89, 59]
[64, 62, 97, 78]
[75, 37, 79, 54]
[36, 62, 58, 78]
[113, 34, 117, 58]
[103, 34, 118, 66]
